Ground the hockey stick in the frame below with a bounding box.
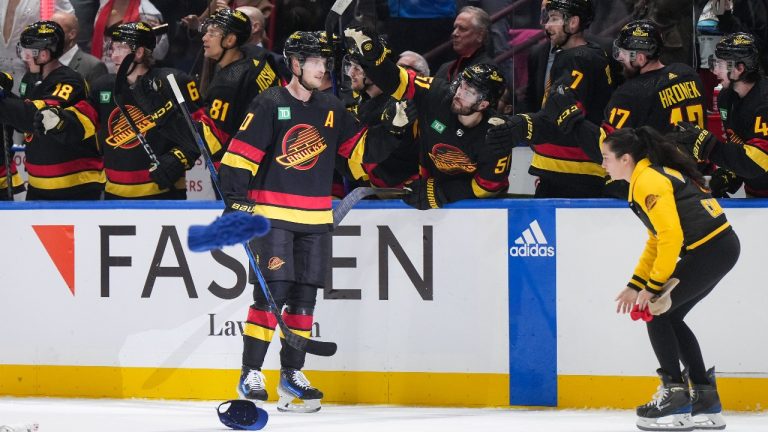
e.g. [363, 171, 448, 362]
[2, 125, 13, 199]
[333, 186, 408, 227]
[114, 52, 160, 170]
[166, 74, 337, 357]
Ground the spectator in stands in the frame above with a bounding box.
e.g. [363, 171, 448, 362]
[237, 5, 290, 81]
[397, 50, 431, 76]
[70, 0, 100, 51]
[0, 0, 74, 93]
[51, 11, 108, 85]
[181, 0, 273, 33]
[456, 0, 512, 66]
[434, 6, 495, 81]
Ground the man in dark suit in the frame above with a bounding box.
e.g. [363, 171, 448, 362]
[434, 6, 495, 82]
[51, 11, 108, 85]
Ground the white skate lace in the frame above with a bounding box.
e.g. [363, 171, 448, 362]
[290, 370, 313, 390]
[644, 385, 670, 408]
[244, 370, 265, 391]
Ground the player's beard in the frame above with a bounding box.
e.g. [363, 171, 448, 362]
[450, 96, 473, 115]
[621, 63, 641, 80]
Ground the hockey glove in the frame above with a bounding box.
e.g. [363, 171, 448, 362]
[343, 26, 386, 64]
[485, 116, 524, 160]
[33, 106, 65, 135]
[150, 148, 189, 190]
[223, 198, 257, 214]
[382, 99, 417, 136]
[708, 168, 741, 198]
[0, 71, 12, 100]
[542, 85, 583, 134]
[672, 122, 718, 162]
[403, 177, 446, 210]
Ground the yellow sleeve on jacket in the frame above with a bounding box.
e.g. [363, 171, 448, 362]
[632, 169, 684, 293]
[629, 229, 657, 290]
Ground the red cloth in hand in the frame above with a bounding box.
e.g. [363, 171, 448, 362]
[630, 304, 653, 322]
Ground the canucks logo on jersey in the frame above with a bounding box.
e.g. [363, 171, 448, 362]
[275, 124, 328, 170]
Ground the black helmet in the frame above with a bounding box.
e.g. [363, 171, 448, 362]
[614, 19, 663, 59]
[545, 0, 594, 29]
[455, 63, 506, 106]
[110, 22, 156, 51]
[715, 32, 760, 72]
[202, 8, 251, 46]
[284, 31, 333, 60]
[20, 21, 65, 58]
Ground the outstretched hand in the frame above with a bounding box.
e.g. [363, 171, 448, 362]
[343, 26, 385, 64]
[542, 85, 583, 134]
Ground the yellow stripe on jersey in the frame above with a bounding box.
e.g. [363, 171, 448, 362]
[686, 221, 731, 251]
[470, 178, 498, 198]
[0, 172, 24, 189]
[66, 106, 96, 139]
[31, 100, 47, 110]
[221, 152, 260, 176]
[280, 329, 312, 339]
[28, 170, 105, 190]
[391, 66, 410, 101]
[744, 145, 768, 171]
[201, 123, 223, 156]
[105, 177, 185, 197]
[256, 205, 332, 225]
[244, 322, 275, 342]
[530, 153, 607, 177]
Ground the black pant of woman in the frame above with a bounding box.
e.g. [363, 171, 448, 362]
[646, 229, 740, 385]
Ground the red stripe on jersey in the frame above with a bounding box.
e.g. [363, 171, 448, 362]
[282, 312, 313, 330]
[337, 126, 368, 159]
[602, 122, 616, 134]
[247, 307, 277, 329]
[248, 190, 332, 210]
[405, 68, 418, 100]
[193, 109, 230, 143]
[475, 174, 508, 193]
[533, 143, 592, 161]
[25, 157, 103, 177]
[72, 100, 98, 126]
[747, 137, 768, 153]
[228, 138, 266, 163]
[105, 168, 151, 184]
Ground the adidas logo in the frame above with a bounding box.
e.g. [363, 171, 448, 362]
[509, 220, 555, 257]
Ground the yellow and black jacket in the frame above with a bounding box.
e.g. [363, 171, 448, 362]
[626, 158, 731, 293]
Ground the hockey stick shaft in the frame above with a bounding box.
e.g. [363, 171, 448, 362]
[166, 74, 336, 357]
[2, 125, 13, 199]
[114, 52, 160, 169]
[333, 187, 408, 227]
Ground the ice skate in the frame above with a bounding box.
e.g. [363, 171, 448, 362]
[690, 367, 726, 430]
[636, 369, 694, 431]
[237, 366, 268, 406]
[277, 368, 323, 413]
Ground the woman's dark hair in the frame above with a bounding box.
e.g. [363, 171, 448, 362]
[604, 126, 706, 187]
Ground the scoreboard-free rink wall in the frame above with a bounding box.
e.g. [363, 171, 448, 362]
[0, 199, 766, 411]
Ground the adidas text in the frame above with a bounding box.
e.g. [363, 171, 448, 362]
[509, 244, 555, 257]
[510, 220, 555, 257]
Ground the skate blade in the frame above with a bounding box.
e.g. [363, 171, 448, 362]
[637, 413, 694, 431]
[276, 395, 321, 413]
[692, 413, 726, 430]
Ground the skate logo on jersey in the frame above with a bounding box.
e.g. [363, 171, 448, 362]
[428, 143, 477, 174]
[509, 220, 555, 257]
[105, 105, 156, 148]
[276, 124, 328, 170]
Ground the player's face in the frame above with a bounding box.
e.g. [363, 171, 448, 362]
[709, 56, 735, 85]
[613, 46, 641, 79]
[109, 42, 133, 69]
[601, 143, 633, 181]
[451, 81, 482, 115]
[301, 56, 328, 89]
[542, 10, 569, 46]
[202, 26, 225, 59]
[344, 59, 366, 91]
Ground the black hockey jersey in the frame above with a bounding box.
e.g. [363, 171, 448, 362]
[531, 42, 614, 189]
[219, 86, 364, 232]
[364, 62, 511, 201]
[712, 79, 768, 196]
[201, 54, 279, 165]
[0, 65, 104, 199]
[89, 68, 203, 199]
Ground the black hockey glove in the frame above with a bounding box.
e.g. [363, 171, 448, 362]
[343, 26, 386, 65]
[485, 116, 523, 160]
[223, 198, 257, 214]
[0, 71, 12, 100]
[150, 148, 190, 190]
[672, 122, 719, 163]
[33, 106, 65, 135]
[132, 74, 174, 125]
[708, 168, 741, 198]
[542, 85, 583, 134]
[403, 177, 446, 210]
[381, 99, 417, 136]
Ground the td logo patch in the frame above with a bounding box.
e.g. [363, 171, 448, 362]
[278, 107, 291, 120]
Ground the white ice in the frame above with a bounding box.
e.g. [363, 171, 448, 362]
[1, 398, 767, 432]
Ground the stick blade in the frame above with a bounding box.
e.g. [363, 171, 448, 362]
[283, 330, 338, 357]
[188, 212, 270, 252]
